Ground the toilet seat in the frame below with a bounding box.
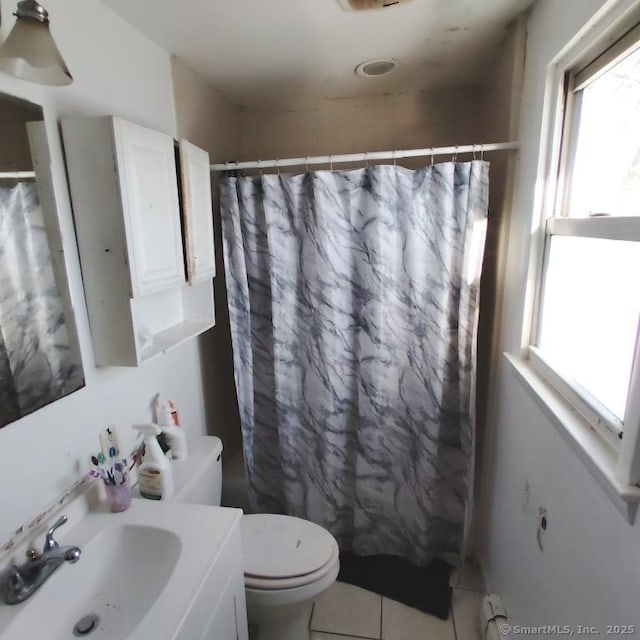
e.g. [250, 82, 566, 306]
[244, 543, 339, 590]
[241, 514, 339, 591]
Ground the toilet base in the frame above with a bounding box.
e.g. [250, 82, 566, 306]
[248, 600, 313, 640]
[245, 561, 339, 640]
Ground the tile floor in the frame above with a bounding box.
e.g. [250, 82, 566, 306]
[307, 563, 485, 640]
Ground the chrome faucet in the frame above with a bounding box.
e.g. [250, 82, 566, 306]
[4, 515, 81, 604]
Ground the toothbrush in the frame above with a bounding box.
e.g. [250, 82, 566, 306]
[91, 454, 116, 485]
[114, 461, 129, 485]
[89, 466, 112, 485]
[98, 453, 116, 484]
[106, 427, 121, 460]
[120, 457, 130, 484]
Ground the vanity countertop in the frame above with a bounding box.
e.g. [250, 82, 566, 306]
[0, 498, 243, 640]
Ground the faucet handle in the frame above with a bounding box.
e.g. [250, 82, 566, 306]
[43, 515, 68, 552]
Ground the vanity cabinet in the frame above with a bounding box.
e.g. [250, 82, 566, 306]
[200, 559, 248, 640]
[62, 116, 215, 366]
[174, 511, 249, 640]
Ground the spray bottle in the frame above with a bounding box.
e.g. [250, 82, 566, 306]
[132, 424, 174, 500]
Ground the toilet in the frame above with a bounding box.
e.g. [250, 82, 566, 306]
[169, 436, 340, 640]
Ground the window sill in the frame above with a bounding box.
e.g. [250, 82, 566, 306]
[504, 353, 640, 524]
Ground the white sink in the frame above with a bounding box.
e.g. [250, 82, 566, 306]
[3, 525, 180, 639]
[0, 497, 243, 640]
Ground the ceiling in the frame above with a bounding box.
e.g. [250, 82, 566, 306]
[101, 0, 535, 107]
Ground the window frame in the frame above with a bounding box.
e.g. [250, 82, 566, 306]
[524, 0, 640, 490]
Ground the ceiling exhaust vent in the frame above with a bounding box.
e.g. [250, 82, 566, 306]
[337, 0, 414, 11]
[355, 59, 396, 77]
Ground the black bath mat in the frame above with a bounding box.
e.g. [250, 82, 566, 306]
[337, 552, 453, 620]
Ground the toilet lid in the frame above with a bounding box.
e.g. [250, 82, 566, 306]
[242, 514, 338, 580]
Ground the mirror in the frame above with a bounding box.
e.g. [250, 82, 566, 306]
[0, 93, 84, 429]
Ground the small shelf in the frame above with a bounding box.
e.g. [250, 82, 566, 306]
[141, 318, 214, 362]
[131, 279, 215, 365]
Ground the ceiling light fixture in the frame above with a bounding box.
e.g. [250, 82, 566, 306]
[355, 59, 397, 78]
[0, 1, 73, 86]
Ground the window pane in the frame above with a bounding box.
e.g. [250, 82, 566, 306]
[567, 45, 640, 218]
[538, 236, 640, 419]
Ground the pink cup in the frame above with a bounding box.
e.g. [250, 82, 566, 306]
[105, 477, 132, 513]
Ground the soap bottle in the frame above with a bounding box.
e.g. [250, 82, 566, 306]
[156, 399, 188, 461]
[133, 424, 174, 500]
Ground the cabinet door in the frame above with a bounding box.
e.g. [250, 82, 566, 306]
[179, 140, 216, 284]
[113, 118, 185, 296]
[201, 560, 248, 640]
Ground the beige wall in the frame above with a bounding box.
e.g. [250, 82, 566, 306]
[171, 58, 241, 164]
[237, 87, 484, 164]
[472, 17, 527, 556]
[0, 96, 42, 173]
[171, 58, 244, 458]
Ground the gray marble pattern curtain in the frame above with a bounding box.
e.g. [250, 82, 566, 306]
[220, 162, 489, 564]
[0, 182, 84, 426]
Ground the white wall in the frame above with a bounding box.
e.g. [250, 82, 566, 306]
[0, 0, 209, 543]
[478, 0, 640, 633]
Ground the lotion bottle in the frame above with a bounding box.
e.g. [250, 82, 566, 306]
[133, 424, 174, 500]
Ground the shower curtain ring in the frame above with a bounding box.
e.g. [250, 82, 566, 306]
[452, 146, 459, 163]
[480, 144, 485, 161]
[257, 159, 262, 176]
[365, 152, 369, 168]
[393, 149, 397, 166]
[329, 155, 333, 171]
[305, 156, 310, 173]
[430, 147, 434, 166]
[276, 158, 280, 175]
[472, 144, 477, 160]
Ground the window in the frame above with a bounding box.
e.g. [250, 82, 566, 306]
[530, 23, 640, 468]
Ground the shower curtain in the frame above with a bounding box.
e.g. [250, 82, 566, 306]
[220, 161, 489, 564]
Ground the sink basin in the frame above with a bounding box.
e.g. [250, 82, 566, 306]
[3, 525, 181, 639]
[0, 497, 243, 640]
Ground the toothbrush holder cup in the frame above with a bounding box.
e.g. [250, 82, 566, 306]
[104, 477, 132, 513]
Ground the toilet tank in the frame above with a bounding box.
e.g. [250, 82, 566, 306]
[171, 436, 223, 506]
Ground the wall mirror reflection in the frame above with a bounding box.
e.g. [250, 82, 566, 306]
[0, 93, 84, 429]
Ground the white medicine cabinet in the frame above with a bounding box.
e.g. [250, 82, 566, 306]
[114, 118, 185, 296]
[179, 139, 216, 284]
[62, 116, 216, 366]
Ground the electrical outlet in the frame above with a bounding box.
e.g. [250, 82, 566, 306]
[537, 507, 548, 552]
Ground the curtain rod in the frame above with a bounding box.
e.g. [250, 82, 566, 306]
[210, 141, 519, 172]
[0, 171, 36, 179]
